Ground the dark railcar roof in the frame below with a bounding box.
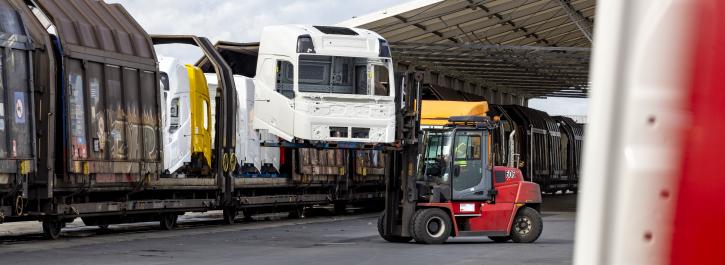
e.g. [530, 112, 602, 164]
[34, 0, 156, 67]
[554, 116, 584, 139]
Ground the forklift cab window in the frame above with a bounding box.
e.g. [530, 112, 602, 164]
[420, 130, 453, 184]
[452, 130, 492, 201]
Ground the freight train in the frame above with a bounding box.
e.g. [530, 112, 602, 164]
[0, 0, 397, 239]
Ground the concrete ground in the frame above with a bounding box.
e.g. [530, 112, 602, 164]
[0, 194, 576, 265]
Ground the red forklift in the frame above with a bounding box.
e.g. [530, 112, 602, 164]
[380, 75, 543, 244]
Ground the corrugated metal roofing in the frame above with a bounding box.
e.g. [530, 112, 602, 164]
[339, 0, 595, 98]
[34, 0, 155, 65]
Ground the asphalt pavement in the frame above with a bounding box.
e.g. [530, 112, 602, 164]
[0, 206, 575, 265]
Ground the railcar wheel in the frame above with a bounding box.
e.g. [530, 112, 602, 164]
[377, 213, 412, 243]
[223, 208, 237, 224]
[159, 213, 178, 230]
[333, 201, 348, 214]
[411, 208, 451, 244]
[510, 207, 543, 243]
[288, 206, 306, 219]
[242, 209, 256, 222]
[42, 220, 63, 240]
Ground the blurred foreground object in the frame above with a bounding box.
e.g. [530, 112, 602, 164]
[575, 0, 725, 264]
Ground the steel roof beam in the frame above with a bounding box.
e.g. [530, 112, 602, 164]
[478, 6, 596, 46]
[423, 60, 590, 70]
[453, 67, 589, 74]
[461, 76, 588, 84]
[391, 42, 591, 52]
[555, 0, 594, 43]
[496, 10, 595, 46]
[450, 65, 589, 74]
[382, 0, 534, 42]
[394, 52, 591, 65]
[410, 0, 595, 44]
[403, 57, 511, 95]
[485, 83, 587, 90]
[524, 90, 588, 95]
[394, 50, 591, 61]
[369, 0, 498, 35]
[419, 0, 564, 44]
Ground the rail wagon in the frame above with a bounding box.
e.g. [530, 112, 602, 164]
[0, 0, 405, 240]
[0, 0, 36, 224]
[489, 104, 582, 193]
[553, 116, 584, 192]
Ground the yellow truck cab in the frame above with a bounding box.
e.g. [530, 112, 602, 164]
[160, 56, 212, 175]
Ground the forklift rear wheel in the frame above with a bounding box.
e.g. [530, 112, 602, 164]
[377, 213, 412, 243]
[488, 236, 511, 243]
[42, 220, 64, 240]
[411, 208, 451, 244]
[510, 207, 543, 243]
[159, 213, 178, 230]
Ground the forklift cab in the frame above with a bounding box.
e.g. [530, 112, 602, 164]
[417, 116, 495, 203]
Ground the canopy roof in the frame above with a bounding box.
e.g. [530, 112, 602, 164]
[339, 0, 595, 99]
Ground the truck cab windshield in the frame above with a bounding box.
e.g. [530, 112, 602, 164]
[298, 54, 390, 96]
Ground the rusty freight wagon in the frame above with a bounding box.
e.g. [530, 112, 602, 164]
[0, 0, 223, 238]
[0, 0, 37, 224]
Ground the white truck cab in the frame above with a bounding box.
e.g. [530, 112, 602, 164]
[252, 25, 396, 143]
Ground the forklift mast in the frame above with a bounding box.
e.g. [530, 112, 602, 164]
[383, 72, 423, 238]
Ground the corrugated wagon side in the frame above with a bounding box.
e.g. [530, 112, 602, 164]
[0, 0, 37, 223]
[11, 0, 217, 238]
[489, 104, 577, 193]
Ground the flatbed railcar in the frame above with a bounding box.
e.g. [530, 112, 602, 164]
[0, 0, 398, 239]
[195, 37, 396, 212]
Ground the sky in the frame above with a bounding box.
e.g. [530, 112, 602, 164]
[110, 0, 588, 116]
[109, 0, 409, 63]
[529, 97, 588, 116]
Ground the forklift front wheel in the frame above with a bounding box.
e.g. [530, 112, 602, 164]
[377, 213, 412, 243]
[510, 207, 543, 243]
[412, 208, 451, 244]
